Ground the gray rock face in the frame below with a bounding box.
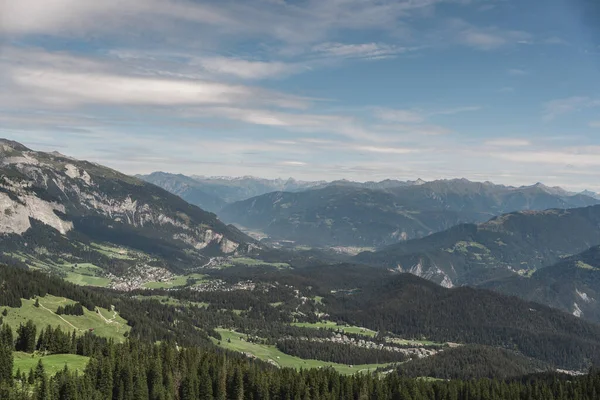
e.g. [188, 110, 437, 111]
[0, 139, 256, 264]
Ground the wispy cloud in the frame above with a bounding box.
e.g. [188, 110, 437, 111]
[9, 67, 310, 109]
[311, 42, 415, 60]
[280, 161, 307, 166]
[457, 25, 531, 50]
[492, 147, 600, 167]
[485, 139, 531, 147]
[196, 57, 305, 80]
[507, 68, 528, 76]
[375, 108, 424, 123]
[590, 121, 600, 128]
[0, 0, 462, 47]
[0, 0, 233, 36]
[0, 48, 311, 110]
[542, 96, 600, 121]
[353, 145, 416, 155]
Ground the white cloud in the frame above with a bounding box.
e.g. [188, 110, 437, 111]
[508, 68, 528, 76]
[458, 28, 531, 50]
[197, 57, 304, 80]
[280, 161, 307, 166]
[542, 96, 600, 121]
[461, 31, 507, 49]
[0, 0, 464, 48]
[492, 148, 600, 167]
[311, 42, 413, 59]
[590, 121, 600, 128]
[375, 108, 424, 123]
[485, 139, 531, 147]
[353, 145, 416, 155]
[0, 0, 232, 36]
[0, 49, 311, 110]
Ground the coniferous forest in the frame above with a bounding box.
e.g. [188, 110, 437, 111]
[3, 327, 600, 400]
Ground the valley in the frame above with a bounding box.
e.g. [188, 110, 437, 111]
[4, 0, 599, 396]
[2, 140, 600, 399]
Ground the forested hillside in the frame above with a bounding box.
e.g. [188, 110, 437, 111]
[356, 206, 600, 286]
[480, 245, 600, 322]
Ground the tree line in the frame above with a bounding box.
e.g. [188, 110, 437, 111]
[2, 330, 600, 400]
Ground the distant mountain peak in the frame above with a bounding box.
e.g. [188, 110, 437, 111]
[580, 190, 599, 199]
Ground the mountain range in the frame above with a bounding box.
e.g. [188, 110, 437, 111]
[355, 206, 600, 285]
[138, 172, 325, 213]
[0, 140, 256, 274]
[4, 139, 600, 377]
[219, 179, 600, 248]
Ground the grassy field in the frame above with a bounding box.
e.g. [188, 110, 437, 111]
[133, 295, 209, 308]
[212, 329, 391, 375]
[143, 273, 207, 289]
[229, 257, 290, 269]
[2, 295, 130, 342]
[8, 252, 112, 288]
[291, 321, 377, 338]
[386, 337, 446, 347]
[13, 352, 90, 376]
[90, 243, 136, 260]
[64, 271, 111, 287]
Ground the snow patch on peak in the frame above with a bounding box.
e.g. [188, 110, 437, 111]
[573, 302, 583, 318]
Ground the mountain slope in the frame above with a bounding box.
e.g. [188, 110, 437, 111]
[355, 206, 600, 287]
[312, 265, 600, 370]
[0, 140, 256, 273]
[135, 172, 227, 213]
[220, 180, 599, 248]
[205, 262, 600, 369]
[139, 172, 324, 211]
[396, 345, 551, 380]
[220, 185, 471, 247]
[480, 246, 600, 322]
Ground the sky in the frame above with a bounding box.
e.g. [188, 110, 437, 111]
[1, 0, 600, 191]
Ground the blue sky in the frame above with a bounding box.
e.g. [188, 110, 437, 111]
[1, 0, 599, 190]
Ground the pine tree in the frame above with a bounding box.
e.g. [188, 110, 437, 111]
[28, 369, 35, 385]
[233, 367, 244, 400]
[15, 320, 37, 353]
[34, 373, 51, 400]
[35, 360, 46, 381]
[0, 324, 13, 386]
[198, 369, 213, 400]
[215, 360, 227, 400]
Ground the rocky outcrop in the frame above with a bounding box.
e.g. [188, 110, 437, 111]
[0, 139, 255, 260]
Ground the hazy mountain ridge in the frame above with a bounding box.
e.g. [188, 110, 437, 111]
[0, 140, 256, 270]
[138, 172, 327, 212]
[218, 178, 600, 248]
[356, 206, 600, 289]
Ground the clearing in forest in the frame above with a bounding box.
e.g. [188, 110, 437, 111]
[2, 295, 130, 342]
